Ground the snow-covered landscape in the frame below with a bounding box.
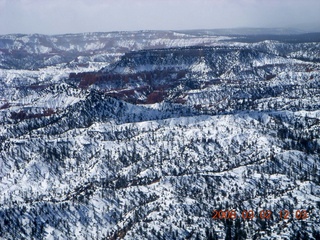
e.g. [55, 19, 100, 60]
[0, 30, 320, 239]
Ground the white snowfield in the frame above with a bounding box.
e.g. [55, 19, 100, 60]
[0, 30, 319, 239]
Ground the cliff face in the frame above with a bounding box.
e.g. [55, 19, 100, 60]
[0, 30, 320, 239]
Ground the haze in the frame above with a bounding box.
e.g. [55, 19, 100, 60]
[0, 0, 319, 35]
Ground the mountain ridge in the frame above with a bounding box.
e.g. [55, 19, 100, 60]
[0, 30, 319, 239]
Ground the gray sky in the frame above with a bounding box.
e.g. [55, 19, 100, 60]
[0, 0, 319, 35]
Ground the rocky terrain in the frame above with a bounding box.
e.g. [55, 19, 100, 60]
[0, 29, 319, 239]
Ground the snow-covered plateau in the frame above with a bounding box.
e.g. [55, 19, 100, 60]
[0, 30, 320, 239]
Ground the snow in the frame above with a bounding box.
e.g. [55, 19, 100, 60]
[190, 58, 211, 74]
[0, 30, 319, 240]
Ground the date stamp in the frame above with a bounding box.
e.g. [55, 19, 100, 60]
[212, 209, 309, 220]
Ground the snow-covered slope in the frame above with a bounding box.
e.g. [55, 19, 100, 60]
[0, 30, 320, 239]
[0, 31, 235, 70]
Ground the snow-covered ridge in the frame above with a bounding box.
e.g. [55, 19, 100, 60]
[0, 31, 234, 70]
[1, 30, 319, 70]
[0, 30, 319, 239]
[65, 45, 319, 108]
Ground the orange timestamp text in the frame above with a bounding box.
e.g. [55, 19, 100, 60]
[212, 209, 309, 220]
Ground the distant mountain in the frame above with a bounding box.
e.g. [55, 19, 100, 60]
[0, 30, 319, 239]
[0, 31, 233, 70]
[1, 29, 320, 70]
[179, 27, 307, 36]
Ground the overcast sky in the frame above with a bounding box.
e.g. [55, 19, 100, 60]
[0, 0, 319, 35]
